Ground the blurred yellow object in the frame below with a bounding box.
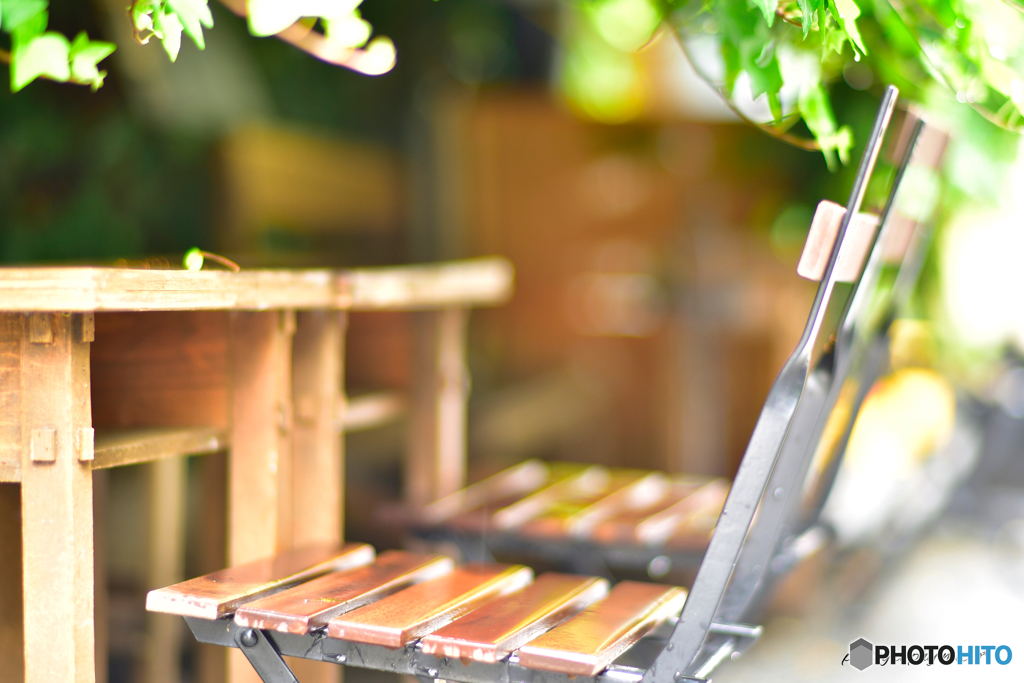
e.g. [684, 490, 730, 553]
[823, 367, 956, 543]
[847, 368, 956, 468]
[888, 319, 939, 370]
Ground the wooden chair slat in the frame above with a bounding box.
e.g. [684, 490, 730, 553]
[145, 543, 375, 620]
[491, 464, 609, 530]
[589, 477, 710, 545]
[233, 551, 455, 634]
[421, 459, 550, 524]
[516, 581, 687, 677]
[518, 471, 670, 539]
[442, 463, 597, 532]
[327, 563, 533, 648]
[635, 479, 729, 547]
[420, 573, 609, 663]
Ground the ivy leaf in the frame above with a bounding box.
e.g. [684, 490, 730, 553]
[796, 0, 819, 36]
[246, 0, 302, 36]
[246, 0, 363, 37]
[10, 4, 46, 44]
[323, 12, 371, 48]
[799, 83, 852, 169]
[1, 0, 46, 34]
[69, 31, 115, 90]
[830, 0, 866, 54]
[741, 37, 783, 120]
[821, 20, 847, 57]
[11, 31, 70, 91]
[132, 0, 160, 38]
[154, 9, 183, 61]
[354, 35, 396, 75]
[166, 0, 213, 50]
[752, 0, 779, 27]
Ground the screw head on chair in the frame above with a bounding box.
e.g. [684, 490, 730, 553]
[240, 628, 259, 648]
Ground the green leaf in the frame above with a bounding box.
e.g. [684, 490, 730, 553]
[323, 13, 371, 48]
[11, 31, 69, 91]
[796, 0, 819, 36]
[246, 0, 302, 36]
[10, 5, 46, 44]
[830, 0, 866, 54]
[752, 0, 779, 27]
[183, 248, 204, 271]
[167, 0, 213, 50]
[69, 31, 115, 90]
[1, 0, 46, 34]
[246, 0, 364, 37]
[132, 0, 159, 36]
[799, 83, 851, 169]
[154, 9, 182, 61]
[821, 20, 847, 57]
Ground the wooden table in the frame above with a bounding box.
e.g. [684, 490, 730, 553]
[0, 258, 512, 683]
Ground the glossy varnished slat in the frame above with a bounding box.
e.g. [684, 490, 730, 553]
[516, 581, 688, 676]
[421, 459, 550, 524]
[146, 543, 375, 620]
[420, 573, 608, 663]
[636, 479, 729, 547]
[517, 471, 669, 539]
[444, 463, 595, 532]
[234, 551, 454, 634]
[491, 464, 609, 530]
[589, 477, 709, 545]
[327, 563, 533, 647]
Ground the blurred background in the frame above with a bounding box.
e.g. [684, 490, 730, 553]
[4, 0, 1024, 682]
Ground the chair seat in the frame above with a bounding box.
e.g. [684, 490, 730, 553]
[147, 543, 687, 678]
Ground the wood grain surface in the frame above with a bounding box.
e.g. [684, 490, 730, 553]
[234, 551, 454, 634]
[91, 426, 227, 469]
[420, 573, 608, 663]
[146, 543, 374, 619]
[420, 459, 549, 524]
[517, 470, 669, 539]
[636, 479, 729, 547]
[589, 476, 709, 546]
[327, 563, 533, 647]
[0, 258, 512, 312]
[491, 464, 609, 530]
[516, 581, 687, 676]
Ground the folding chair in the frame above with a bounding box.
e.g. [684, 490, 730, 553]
[148, 85, 936, 683]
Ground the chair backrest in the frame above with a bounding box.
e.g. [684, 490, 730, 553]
[642, 85, 937, 682]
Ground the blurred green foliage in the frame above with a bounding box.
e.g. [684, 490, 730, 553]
[564, 0, 1024, 167]
[0, 0, 537, 264]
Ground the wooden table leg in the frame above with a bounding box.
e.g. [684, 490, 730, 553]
[143, 456, 187, 683]
[0, 482, 23, 683]
[289, 310, 345, 683]
[20, 312, 95, 683]
[407, 308, 469, 507]
[228, 311, 295, 683]
[92, 469, 108, 683]
[0, 314, 24, 683]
